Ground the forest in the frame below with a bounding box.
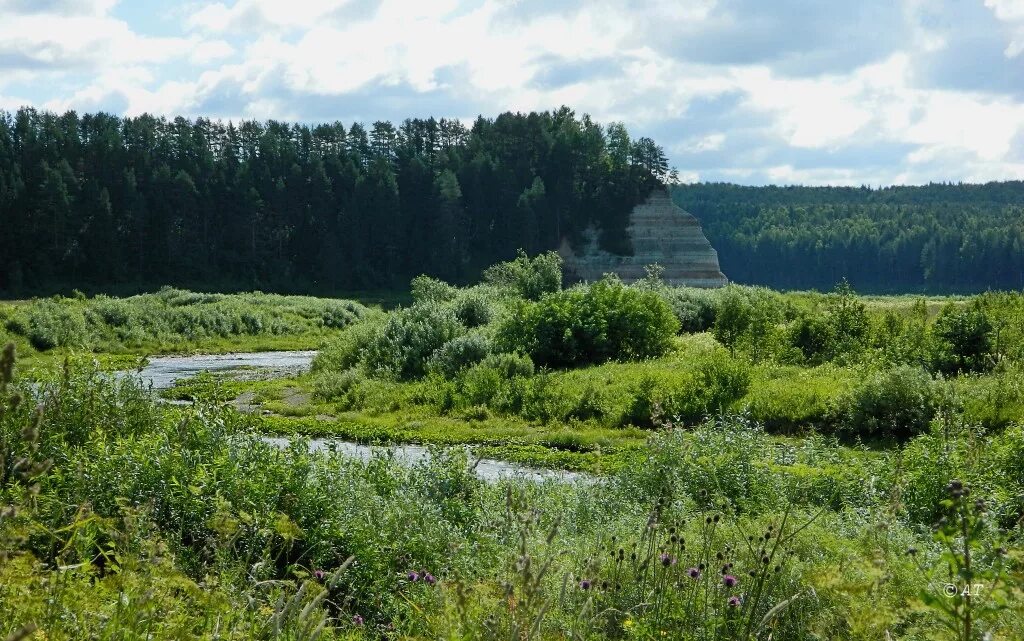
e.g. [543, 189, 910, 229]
[673, 182, 1024, 292]
[0, 107, 667, 295]
[5, 107, 1024, 298]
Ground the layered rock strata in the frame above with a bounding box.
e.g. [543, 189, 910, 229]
[561, 189, 728, 288]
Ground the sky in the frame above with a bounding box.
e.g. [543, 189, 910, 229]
[1, 0, 1023, 186]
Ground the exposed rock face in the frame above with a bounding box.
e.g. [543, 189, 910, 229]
[561, 189, 728, 288]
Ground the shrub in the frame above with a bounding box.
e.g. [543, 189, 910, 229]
[91, 296, 134, 328]
[319, 300, 364, 329]
[957, 363, 1024, 430]
[624, 352, 750, 427]
[822, 280, 870, 360]
[410, 274, 458, 303]
[841, 365, 937, 439]
[312, 313, 386, 373]
[789, 313, 831, 363]
[15, 299, 88, 350]
[313, 366, 366, 403]
[451, 288, 496, 328]
[482, 249, 562, 300]
[743, 364, 853, 432]
[477, 351, 535, 379]
[931, 302, 994, 374]
[660, 287, 718, 333]
[712, 286, 752, 354]
[450, 352, 535, 409]
[426, 332, 491, 377]
[496, 277, 679, 368]
[362, 302, 465, 379]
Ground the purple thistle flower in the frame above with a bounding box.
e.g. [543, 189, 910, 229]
[423, 572, 437, 586]
[352, 614, 364, 626]
[313, 569, 325, 581]
[579, 579, 592, 590]
[407, 570, 420, 582]
[659, 553, 677, 567]
[727, 596, 741, 608]
[687, 567, 701, 579]
[723, 574, 738, 588]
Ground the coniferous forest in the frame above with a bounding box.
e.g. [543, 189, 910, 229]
[673, 182, 1024, 292]
[0, 107, 668, 295]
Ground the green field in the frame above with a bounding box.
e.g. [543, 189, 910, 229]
[2, 254, 1023, 639]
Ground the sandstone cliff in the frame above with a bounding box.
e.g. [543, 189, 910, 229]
[561, 189, 728, 288]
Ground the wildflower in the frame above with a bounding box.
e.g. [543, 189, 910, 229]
[946, 479, 964, 498]
[623, 618, 634, 630]
[723, 575, 738, 588]
[424, 573, 437, 586]
[352, 615, 364, 626]
[313, 569, 326, 581]
[407, 570, 419, 582]
[727, 596, 741, 608]
[579, 579, 592, 590]
[687, 567, 701, 579]
[659, 553, 676, 567]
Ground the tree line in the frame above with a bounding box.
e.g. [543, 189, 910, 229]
[0, 107, 669, 295]
[672, 182, 1024, 292]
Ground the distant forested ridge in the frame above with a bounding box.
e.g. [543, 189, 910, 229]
[0, 107, 669, 294]
[673, 182, 1024, 292]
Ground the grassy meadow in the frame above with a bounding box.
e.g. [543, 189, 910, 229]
[2, 252, 1024, 639]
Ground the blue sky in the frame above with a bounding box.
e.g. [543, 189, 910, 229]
[1, 0, 1023, 186]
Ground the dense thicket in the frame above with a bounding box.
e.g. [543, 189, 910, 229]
[672, 182, 1024, 292]
[0, 107, 668, 294]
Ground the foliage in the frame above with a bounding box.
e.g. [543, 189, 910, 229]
[4, 289, 368, 355]
[841, 365, 938, 439]
[672, 181, 1024, 292]
[0, 108, 665, 295]
[426, 331, 492, 378]
[362, 302, 465, 380]
[932, 302, 995, 375]
[496, 276, 679, 368]
[481, 250, 563, 301]
[3, 344, 1024, 639]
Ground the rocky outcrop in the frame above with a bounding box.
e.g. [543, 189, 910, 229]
[561, 189, 728, 288]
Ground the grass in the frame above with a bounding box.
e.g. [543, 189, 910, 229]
[0, 288, 369, 374]
[3, 271, 1024, 638]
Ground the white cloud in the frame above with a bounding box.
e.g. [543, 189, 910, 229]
[676, 133, 725, 153]
[187, 0, 362, 33]
[0, 0, 119, 16]
[985, 0, 1024, 56]
[190, 40, 236, 64]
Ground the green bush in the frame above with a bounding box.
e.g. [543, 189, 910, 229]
[841, 365, 937, 439]
[312, 312, 385, 373]
[623, 352, 750, 427]
[481, 249, 562, 301]
[448, 352, 535, 410]
[451, 288, 496, 328]
[410, 274, 458, 303]
[742, 364, 853, 432]
[496, 277, 679, 368]
[789, 313, 831, 363]
[426, 332, 491, 377]
[14, 299, 89, 350]
[931, 302, 994, 374]
[957, 363, 1024, 430]
[362, 302, 465, 379]
[658, 287, 718, 333]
